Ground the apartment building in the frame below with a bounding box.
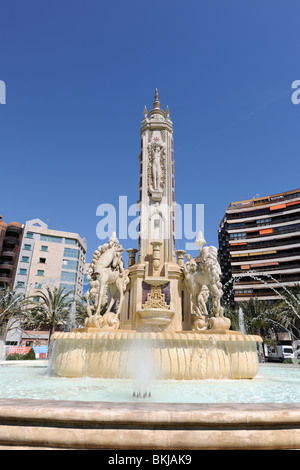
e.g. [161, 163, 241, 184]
[218, 188, 300, 306]
[14, 218, 87, 302]
[0, 216, 23, 291]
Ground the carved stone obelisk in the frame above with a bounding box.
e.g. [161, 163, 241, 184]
[119, 90, 190, 332]
[138, 89, 176, 265]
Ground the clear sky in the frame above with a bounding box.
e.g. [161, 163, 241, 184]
[0, 0, 299, 263]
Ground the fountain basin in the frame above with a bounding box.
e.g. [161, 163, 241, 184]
[136, 307, 174, 330]
[51, 329, 262, 380]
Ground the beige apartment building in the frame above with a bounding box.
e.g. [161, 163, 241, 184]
[14, 218, 87, 301]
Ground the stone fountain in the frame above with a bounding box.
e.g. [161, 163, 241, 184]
[51, 90, 262, 381]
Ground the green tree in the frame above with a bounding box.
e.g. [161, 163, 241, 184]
[26, 286, 73, 342]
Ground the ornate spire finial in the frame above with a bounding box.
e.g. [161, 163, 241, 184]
[153, 88, 161, 109]
[143, 106, 148, 119]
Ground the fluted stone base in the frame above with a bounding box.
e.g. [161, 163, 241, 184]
[51, 329, 262, 380]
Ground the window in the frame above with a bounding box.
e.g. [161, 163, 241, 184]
[19, 268, 27, 275]
[63, 248, 79, 259]
[40, 235, 62, 243]
[229, 232, 246, 240]
[39, 258, 46, 264]
[62, 259, 78, 270]
[34, 282, 42, 288]
[60, 271, 77, 282]
[41, 245, 48, 252]
[24, 244, 32, 250]
[21, 256, 29, 262]
[26, 232, 33, 238]
[37, 270, 44, 276]
[60, 283, 76, 295]
[257, 218, 272, 226]
[17, 281, 25, 287]
[65, 238, 77, 246]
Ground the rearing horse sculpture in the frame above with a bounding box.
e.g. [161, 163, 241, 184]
[85, 233, 129, 328]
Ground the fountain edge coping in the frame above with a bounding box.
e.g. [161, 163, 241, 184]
[0, 398, 299, 426]
[51, 329, 263, 342]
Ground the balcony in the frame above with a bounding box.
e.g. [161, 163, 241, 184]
[229, 236, 300, 251]
[6, 226, 23, 235]
[233, 277, 300, 289]
[1, 250, 17, 258]
[0, 274, 12, 283]
[232, 262, 300, 275]
[2, 237, 20, 247]
[0, 263, 14, 270]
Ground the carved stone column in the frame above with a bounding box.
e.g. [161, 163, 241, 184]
[127, 248, 138, 267]
[176, 250, 186, 267]
[150, 241, 162, 274]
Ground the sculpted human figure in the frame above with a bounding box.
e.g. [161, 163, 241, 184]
[152, 144, 162, 190]
[191, 285, 210, 331]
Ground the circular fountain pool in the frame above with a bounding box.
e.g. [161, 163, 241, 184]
[0, 362, 300, 403]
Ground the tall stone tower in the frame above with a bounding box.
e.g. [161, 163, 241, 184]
[138, 89, 176, 265]
[120, 90, 191, 332]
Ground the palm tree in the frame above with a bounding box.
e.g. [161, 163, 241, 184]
[75, 295, 108, 327]
[75, 297, 88, 327]
[222, 304, 240, 331]
[238, 297, 274, 338]
[0, 286, 27, 340]
[272, 285, 300, 341]
[26, 286, 73, 342]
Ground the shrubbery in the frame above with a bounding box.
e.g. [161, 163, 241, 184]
[5, 347, 36, 361]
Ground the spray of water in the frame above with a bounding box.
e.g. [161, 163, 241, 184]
[127, 338, 155, 399]
[238, 307, 246, 334]
[223, 271, 300, 319]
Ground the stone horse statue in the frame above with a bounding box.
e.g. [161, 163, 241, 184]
[85, 233, 129, 329]
[184, 232, 230, 331]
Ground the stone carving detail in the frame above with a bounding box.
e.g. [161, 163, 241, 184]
[84, 233, 129, 329]
[147, 141, 166, 201]
[184, 232, 231, 331]
[142, 285, 170, 310]
[191, 285, 209, 331]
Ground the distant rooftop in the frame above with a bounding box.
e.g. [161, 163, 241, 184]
[227, 188, 300, 211]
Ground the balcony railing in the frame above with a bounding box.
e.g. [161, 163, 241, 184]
[0, 274, 12, 282]
[1, 250, 17, 258]
[0, 263, 14, 270]
[2, 237, 20, 246]
[5, 226, 23, 235]
[229, 237, 300, 252]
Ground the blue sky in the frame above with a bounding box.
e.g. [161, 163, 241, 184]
[0, 0, 299, 263]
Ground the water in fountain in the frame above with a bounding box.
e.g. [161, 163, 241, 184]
[127, 337, 156, 398]
[1, 361, 300, 403]
[238, 306, 246, 334]
[66, 301, 76, 332]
